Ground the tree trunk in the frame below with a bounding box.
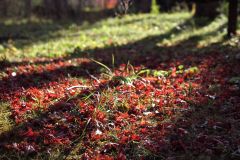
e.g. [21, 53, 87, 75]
[0, 0, 8, 17]
[228, 0, 238, 37]
[24, 0, 32, 17]
[134, 0, 152, 13]
[43, 0, 71, 19]
[43, 0, 54, 16]
[194, 0, 220, 19]
[54, 0, 69, 18]
[157, 0, 175, 12]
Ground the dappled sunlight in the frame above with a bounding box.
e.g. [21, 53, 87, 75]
[1, 13, 192, 59]
[158, 15, 228, 48]
[1, 13, 236, 61]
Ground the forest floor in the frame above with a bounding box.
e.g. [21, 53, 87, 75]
[0, 12, 240, 159]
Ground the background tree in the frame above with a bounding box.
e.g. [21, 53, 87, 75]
[43, 0, 71, 18]
[193, 0, 221, 19]
[228, 0, 238, 37]
[156, 0, 175, 12]
[0, 0, 8, 17]
[134, 0, 152, 13]
[24, 0, 32, 17]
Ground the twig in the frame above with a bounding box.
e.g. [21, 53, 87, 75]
[86, 70, 101, 83]
[66, 85, 92, 91]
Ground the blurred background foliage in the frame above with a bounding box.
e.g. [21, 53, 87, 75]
[0, 0, 235, 19]
[0, 0, 239, 60]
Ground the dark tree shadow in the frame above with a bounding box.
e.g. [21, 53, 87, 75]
[0, 14, 219, 69]
[68, 16, 228, 67]
[0, 9, 117, 46]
